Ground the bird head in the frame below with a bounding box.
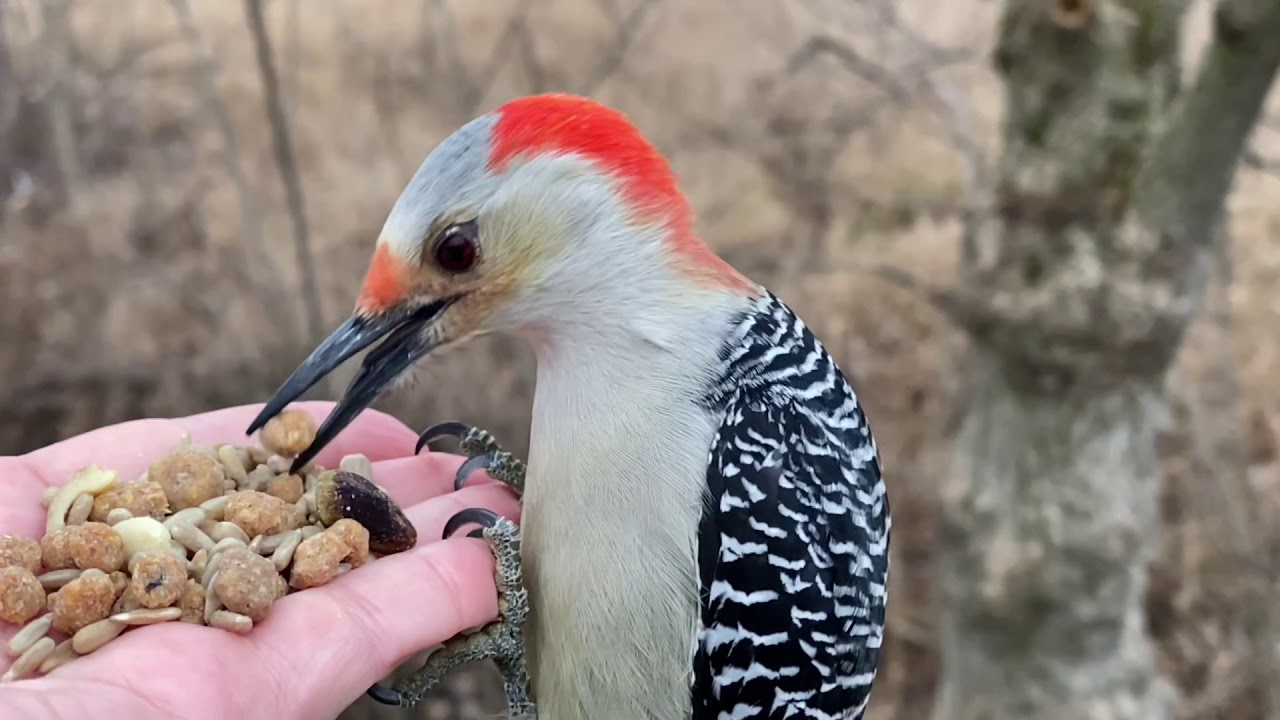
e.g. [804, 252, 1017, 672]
[248, 93, 754, 470]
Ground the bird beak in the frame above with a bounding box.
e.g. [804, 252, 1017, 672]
[246, 297, 456, 472]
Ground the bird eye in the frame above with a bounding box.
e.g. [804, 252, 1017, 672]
[433, 221, 478, 273]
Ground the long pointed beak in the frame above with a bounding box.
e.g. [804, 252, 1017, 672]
[247, 297, 455, 473]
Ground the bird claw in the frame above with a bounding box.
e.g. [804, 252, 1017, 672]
[365, 509, 534, 715]
[442, 506, 503, 539]
[416, 420, 527, 497]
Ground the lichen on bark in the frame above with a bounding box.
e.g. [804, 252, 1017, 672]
[934, 1, 1280, 718]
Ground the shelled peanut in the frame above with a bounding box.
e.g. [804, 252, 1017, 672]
[0, 406, 417, 683]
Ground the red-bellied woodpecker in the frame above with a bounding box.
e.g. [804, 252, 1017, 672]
[248, 93, 890, 720]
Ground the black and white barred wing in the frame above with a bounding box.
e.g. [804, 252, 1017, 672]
[692, 388, 888, 720]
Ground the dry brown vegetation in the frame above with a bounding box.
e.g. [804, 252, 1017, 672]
[1, 0, 1279, 718]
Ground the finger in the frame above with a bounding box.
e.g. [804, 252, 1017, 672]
[368, 452, 501, 509]
[20, 402, 417, 492]
[243, 485, 521, 717]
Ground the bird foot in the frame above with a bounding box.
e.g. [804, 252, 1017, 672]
[417, 421, 527, 497]
[366, 424, 534, 716]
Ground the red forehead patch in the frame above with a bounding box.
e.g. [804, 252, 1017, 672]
[489, 94, 753, 293]
[356, 244, 408, 313]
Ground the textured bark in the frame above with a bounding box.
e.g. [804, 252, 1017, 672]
[934, 1, 1280, 718]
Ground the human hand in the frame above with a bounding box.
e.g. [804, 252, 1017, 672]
[0, 402, 520, 720]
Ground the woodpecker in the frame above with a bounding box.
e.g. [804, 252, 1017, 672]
[249, 93, 890, 720]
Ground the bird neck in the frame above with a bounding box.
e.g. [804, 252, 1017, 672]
[516, 261, 752, 718]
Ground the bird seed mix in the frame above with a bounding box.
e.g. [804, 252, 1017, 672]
[0, 407, 418, 682]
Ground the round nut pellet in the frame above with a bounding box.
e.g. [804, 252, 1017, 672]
[0, 535, 42, 573]
[0, 567, 46, 624]
[259, 409, 317, 457]
[71, 617, 126, 654]
[108, 571, 129, 600]
[178, 580, 205, 624]
[40, 527, 78, 571]
[68, 523, 126, 573]
[149, 449, 225, 511]
[90, 480, 170, 523]
[290, 530, 350, 590]
[211, 548, 286, 622]
[225, 491, 293, 538]
[129, 552, 187, 609]
[49, 570, 115, 635]
[265, 473, 304, 504]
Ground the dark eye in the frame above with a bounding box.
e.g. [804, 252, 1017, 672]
[433, 220, 478, 273]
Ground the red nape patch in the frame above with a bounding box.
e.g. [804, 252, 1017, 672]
[356, 244, 409, 313]
[488, 94, 754, 293]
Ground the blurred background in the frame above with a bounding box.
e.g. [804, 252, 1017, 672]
[1, 0, 1278, 718]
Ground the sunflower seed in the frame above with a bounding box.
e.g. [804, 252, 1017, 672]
[208, 610, 252, 634]
[199, 495, 229, 521]
[71, 618, 126, 654]
[164, 507, 208, 531]
[203, 571, 223, 623]
[217, 445, 248, 486]
[37, 568, 82, 591]
[105, 508, 133, 526]
[171, 522, 216, 554]
[209, 522, 249, 545]
[37, 640, 76, 673]
[271, 530, 303, 572]
[211, 537, 246, 555]
[339, 453, 373, 480]
[7, 614, 53, 657]
[110, 607, 182, 626]
[2, 637, 55, 681]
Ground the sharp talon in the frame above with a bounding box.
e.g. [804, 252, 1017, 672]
[366, 683, 402, 706]
[467, 528, 485, 539]
[443, 507, 502, 539]
[454, 453, 492, 491]
[416, 421, 473, 455]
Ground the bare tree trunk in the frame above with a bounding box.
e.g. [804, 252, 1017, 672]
[933, 1, 1280, 718]
[243, 0, 325, 346]
[41, 0, 80, 212]
[167, 0, 298, 349]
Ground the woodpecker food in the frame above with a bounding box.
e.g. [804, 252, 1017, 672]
[0, 536, 42, 575]
[0, 406, 417, 683]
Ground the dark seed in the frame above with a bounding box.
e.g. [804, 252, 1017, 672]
[314, 471, 416, 554]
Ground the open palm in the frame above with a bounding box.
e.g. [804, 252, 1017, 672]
[0, 402, 520, 720]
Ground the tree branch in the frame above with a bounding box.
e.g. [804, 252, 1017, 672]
[1131, 0, 1280, 256]
[244, 0, 325, 346]
[168, 0, 298, 348]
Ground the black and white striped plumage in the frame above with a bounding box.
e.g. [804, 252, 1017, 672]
[691, 291, 890, 720]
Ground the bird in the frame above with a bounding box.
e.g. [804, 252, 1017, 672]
[248, 93, 890, 720]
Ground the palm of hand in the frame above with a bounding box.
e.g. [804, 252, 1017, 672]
[0, 403, 520, 720]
